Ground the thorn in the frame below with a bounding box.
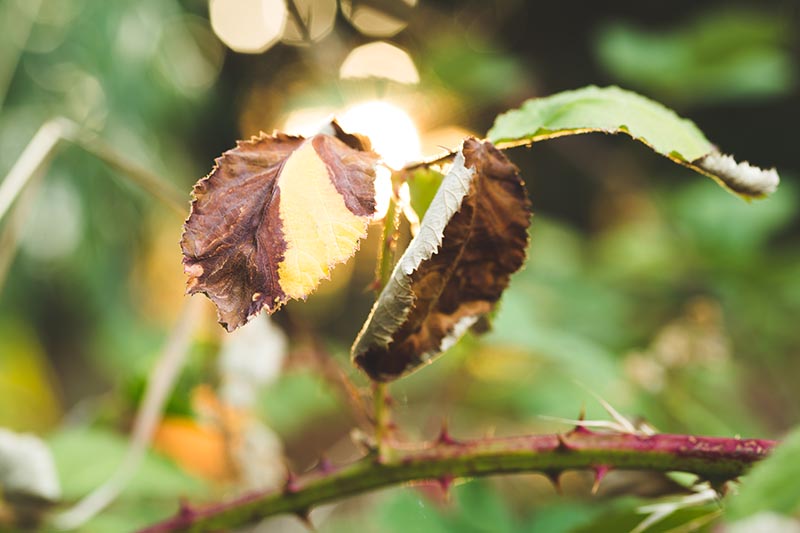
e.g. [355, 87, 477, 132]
[556, 433, 572, 452]
[570, 423, 594, 435]
[350, 428, 376, 454]
[437, 418, 459, 445]
[437, 474, 455, 501]
[592, 465, 611, 495]
[284, 465, 299, 494]
[544, 470, 562, 494]
[384, 393, 395, 407]
[294, 508, 315, 531]
[708, 478, 731, 498]
[578, 403, 586, 421]
[317, 455, 334, 474]
[178, 498, 194, 519]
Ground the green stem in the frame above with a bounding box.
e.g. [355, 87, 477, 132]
[140, 430, 775, 532]
[373, 382, 391, 461]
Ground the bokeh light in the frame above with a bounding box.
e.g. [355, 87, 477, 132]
[340, 41, 419, 84]
[282, 100, 422, 220]
[280, 0, 336, 46]
[341, 0, 417, 38]
[209, 0, 286, 54]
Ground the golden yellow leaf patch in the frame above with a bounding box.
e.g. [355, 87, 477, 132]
[181, 127, 379, 331]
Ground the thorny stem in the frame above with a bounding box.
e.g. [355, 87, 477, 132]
[140, 429, 775, 532]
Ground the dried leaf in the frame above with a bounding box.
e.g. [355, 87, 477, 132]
[181, 127, 379, 331]
[352, 138, 531, 381]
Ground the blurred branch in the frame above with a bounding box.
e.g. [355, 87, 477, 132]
[0, 0, 43, 110]
[53, 296, 205, 530]
[0, 117, 186, 228]
[0, 174, 41, 292]
[0, 118, 69, 225]
[141, 429, 775, 532]
[72, 130, 186, 216]
[285, 0, 311, 43]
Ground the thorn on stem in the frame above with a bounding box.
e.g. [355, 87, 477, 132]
[709, 478, 732, 498]
[294, 508, 315, 531]
[592, 465, 611, 495]
[437, 419, 459, 446]
[569, 422, 594, 435]
[317, 455, 334, 474]
[556, 433, 573, 451]
[284, 465, 300, 494]
[544, 470, 562, 494]
[437, 474, 455, 500]
[178, 498, 194, 519]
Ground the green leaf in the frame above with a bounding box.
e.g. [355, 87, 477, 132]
[488, 86, 779, 199]
[726, 425, 800, 520]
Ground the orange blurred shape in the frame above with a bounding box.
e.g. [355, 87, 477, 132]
[153, 417, 236, 483]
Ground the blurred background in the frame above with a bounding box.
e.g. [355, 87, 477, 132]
[0, 0, 798, 531]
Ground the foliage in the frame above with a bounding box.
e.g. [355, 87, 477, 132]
[0, 2, 798, 532]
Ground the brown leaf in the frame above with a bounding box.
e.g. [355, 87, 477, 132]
[181, 128, 379, 331]
[352, 138, 532, 381]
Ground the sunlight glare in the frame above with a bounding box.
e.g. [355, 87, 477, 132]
[339, 100, 421, 170]
[281, 100, 421, 221]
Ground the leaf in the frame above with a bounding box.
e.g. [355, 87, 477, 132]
[725, 425, 800, 520]
[488, 86, 779, 199]
[352, 138, 531, 381]
[181, 125, 379, 331]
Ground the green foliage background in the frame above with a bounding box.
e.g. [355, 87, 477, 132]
[0, 0, 798, 531]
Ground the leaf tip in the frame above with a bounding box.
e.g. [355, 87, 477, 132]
[696, 152, 780, 198]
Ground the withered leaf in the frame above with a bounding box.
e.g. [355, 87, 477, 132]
[352, 138, 532, 381]
[181, 127, 380, 331]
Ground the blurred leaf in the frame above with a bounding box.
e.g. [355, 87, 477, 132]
[426, 35, 529, 103]
[378, 481, 519, 533]
[726, 425, 800, 520]
[0, 321, 61, 432]
[667, 180, 797, 262]
[257, 370, 341, 437]
[596, 11, 794, 104]
[525, 501, 603, 532]
[378, 489, 451, 533]
[407, 167, 444, 219]
[452, 481, 518, 532]
[48, 426, 206, 501]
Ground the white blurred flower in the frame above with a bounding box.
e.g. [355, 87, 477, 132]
[218, 314, 287, 408]
[727, 512, 800, 533]
[0, 428, 60, 501]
